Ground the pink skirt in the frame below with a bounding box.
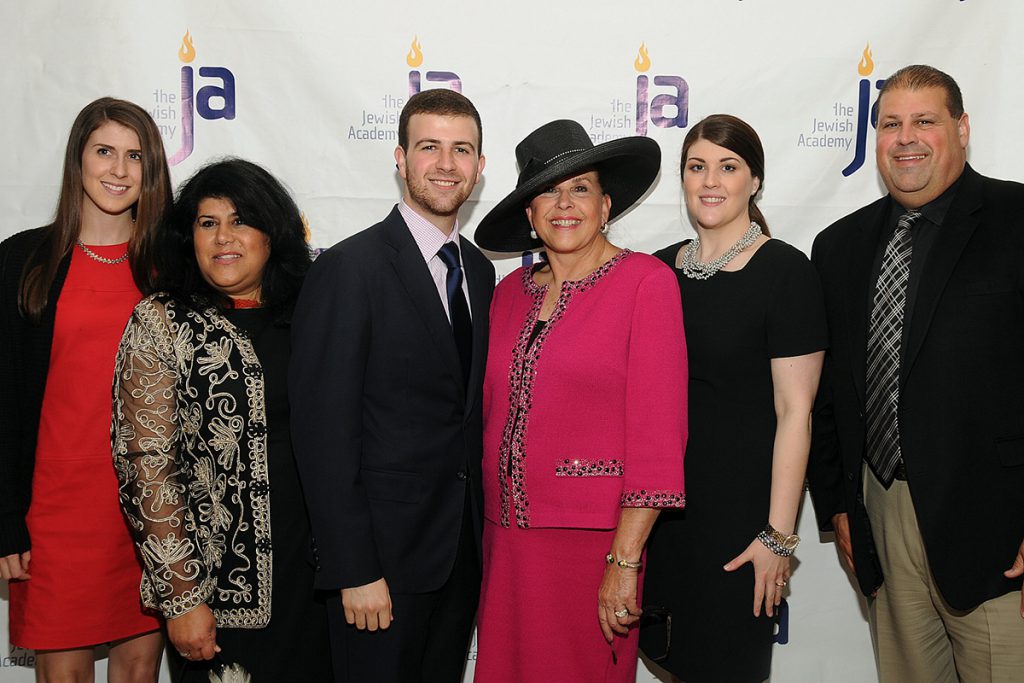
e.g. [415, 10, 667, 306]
[474, 519, 641, 683]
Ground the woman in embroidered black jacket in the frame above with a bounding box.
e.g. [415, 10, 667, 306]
[112, 159, 331, 681]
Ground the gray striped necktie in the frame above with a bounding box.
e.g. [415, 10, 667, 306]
[865, 209, 922, 486]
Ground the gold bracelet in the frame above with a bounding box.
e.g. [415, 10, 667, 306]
[605, 552, 642, 570]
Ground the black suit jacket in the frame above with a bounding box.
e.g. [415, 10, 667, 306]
[289, 206, 494, 594]
[807, 165, 1024, 610]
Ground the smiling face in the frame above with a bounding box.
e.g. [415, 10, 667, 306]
[193, 197, 271, 301]
[682, 138, 760, 233]
[395, 113, 485, 234]
[875, 86, 969, 208]
[80, 120, 143, 226]
[525, 171, 611, 256]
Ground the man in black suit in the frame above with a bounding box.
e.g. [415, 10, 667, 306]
[290, 88, 494, 682]
[808, 64, 1024, 681]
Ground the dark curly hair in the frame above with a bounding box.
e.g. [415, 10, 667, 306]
[154, 158, 311, 321]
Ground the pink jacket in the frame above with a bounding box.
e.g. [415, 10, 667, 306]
[483, 251, 687, 530]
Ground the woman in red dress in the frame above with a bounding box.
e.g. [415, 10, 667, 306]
[0, 97, 172, 681]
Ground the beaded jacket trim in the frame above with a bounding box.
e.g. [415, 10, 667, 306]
[496, 250, 632, 528]
[620, 489, 686, 508]
[555, 458, 624, 477]
[112, 295, 272, 627]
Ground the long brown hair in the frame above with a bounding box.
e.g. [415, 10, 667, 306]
[680, 114, 770, 237]
[19, 97, 172, 322]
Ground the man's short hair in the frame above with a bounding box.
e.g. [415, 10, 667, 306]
[879, 64, 965, 119]
[398, 89, 483, 153]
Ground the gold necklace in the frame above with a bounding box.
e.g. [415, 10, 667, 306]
[76, 239, 129, 265]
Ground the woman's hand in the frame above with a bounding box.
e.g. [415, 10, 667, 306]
[597, 563, 641, 642]
[724, 539, 790, 618]
[167, 603, 220, 661]
[0, 551, 31, 580]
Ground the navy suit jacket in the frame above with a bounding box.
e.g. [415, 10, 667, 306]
[289, 206, 494, 593]
[807, 165, 1024, 610]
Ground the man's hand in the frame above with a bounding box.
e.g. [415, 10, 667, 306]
[832, 512, 855, 576]
[342, 577, 393, 631]
[1002, 537, 1024, 618]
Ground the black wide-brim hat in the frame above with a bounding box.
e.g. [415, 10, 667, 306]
[474, 119, 661, 252]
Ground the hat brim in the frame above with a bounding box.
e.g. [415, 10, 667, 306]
[474, 136, 661, 253]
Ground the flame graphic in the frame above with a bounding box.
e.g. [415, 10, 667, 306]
[857, 43, 873, 76]
[178, 30, 196, 63]
[406, 36, 423, 68]
[634, 42, 651, 73]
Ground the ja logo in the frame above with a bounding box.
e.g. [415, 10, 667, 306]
[773, 598, 790, 645]
[633, 43, 688, 136]
[406, 36, 461, 95]
[168, 31, 237, 165]
[842, 44, 885, 177]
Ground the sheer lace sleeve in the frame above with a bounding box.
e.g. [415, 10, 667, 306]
[112, 298, 213, 619]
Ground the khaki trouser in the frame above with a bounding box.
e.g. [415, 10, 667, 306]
[864, 466, 1024, 682]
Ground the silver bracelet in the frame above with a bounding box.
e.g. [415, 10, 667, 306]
[756, 523, 800, 557]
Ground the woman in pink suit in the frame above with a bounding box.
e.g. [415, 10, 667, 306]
[472, 119, 687, 682]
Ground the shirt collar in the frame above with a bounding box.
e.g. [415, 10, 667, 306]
[398, 199, 460, 263]
[890, 170, 964, 228]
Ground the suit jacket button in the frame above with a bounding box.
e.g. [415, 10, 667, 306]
[457, 470, 468, 481]
[847, 472, 855, 481]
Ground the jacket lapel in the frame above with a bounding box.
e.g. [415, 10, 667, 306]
[462, 243, 490, 411]
[901, 167, 982, 385]
[844, 198, 889, 408]
[381, 208, 465, 396]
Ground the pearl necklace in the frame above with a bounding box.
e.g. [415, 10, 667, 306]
[76, 239, 129, 265]
[679, 221, 762, 280]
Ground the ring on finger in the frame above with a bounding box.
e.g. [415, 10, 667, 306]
[614, 607, 630, 618]
[776, 580, 787, 587]
[178, 651, 190, 658]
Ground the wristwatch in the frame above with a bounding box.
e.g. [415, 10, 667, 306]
[757, 523, 800, 557]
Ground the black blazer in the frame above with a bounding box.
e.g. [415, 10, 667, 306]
[807, 165, 1024, 610]
[0, 227, 71, 555]
[289, 206, 494, 594]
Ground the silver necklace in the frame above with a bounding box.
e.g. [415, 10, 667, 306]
[679, 221, 762, 280]
[76, 239, 129, 265]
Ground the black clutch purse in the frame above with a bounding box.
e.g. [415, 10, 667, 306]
[638, 605, 673, 663]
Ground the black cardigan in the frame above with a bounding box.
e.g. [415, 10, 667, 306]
[0, 227, 71, 555]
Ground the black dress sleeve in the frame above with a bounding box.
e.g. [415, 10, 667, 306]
[766, 245, 828, 359]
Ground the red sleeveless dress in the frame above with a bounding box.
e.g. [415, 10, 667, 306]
[8, 243, 160, 649]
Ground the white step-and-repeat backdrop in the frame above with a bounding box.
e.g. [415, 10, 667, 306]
[2, 1, 1019, 680]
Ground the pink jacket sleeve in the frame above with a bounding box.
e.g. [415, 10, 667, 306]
[620, 265, 687, 507]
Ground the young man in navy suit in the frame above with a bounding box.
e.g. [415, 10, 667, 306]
[290, 89, 494, 683]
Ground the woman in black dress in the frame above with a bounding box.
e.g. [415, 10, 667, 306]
[642, 115, 827, 682]
[112, 159, 331, 681]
